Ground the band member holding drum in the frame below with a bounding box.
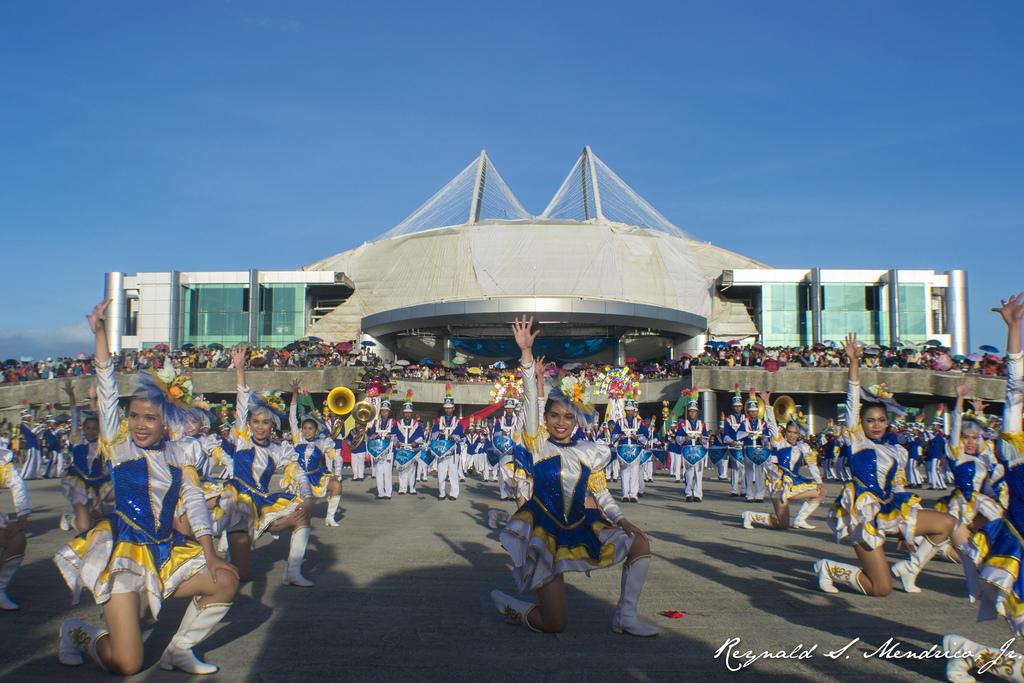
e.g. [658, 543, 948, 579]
[722, 386, 746, 497]
[367, 400, 396, 499]
[679, 390, 709, 503]
[610, 395, 649, 504]
[737, 390, 769, 502]
[393, 392, 424, 495]
[431, 385, 465, 501]
[741, 391, 825, 531]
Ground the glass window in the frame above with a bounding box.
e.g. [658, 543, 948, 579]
[898, 284, 927, 343]
[821, 284, 883, 343]
[760, 283, 809, 347]
[258, 284, 306, 347]
[180, 284, 249, 347]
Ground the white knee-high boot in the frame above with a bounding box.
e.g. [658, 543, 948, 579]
[159, 598, 232, 674]
[283, 527, 313, 587]
[490, 589, 540, 632]
[891, 537, 941, 593]
[0, 554, 23, 610]
[612, 555, 658, 636]
[791, 500, 821, 530]
[943, 634, 1024, 683]
[814, 559, 866, 594]
[742, 511, 772, 529]
[58, 619, 108, 668]
[324, 495, 341, 527]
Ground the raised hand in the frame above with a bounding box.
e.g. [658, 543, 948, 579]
[970, 397, 989, 414]
[955, 380, 969, 399]
[229, 345, 248, 370]
[63, 379, 74, 399]
[512, 316, 539, 352]
[992, 292, 1024, 327]
[843, 333, 861, 363]
[86, 300, 111, 336]
[758, 390, 771, 405]
[289, 379, 301, 394]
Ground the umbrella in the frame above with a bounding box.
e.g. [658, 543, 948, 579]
[208, 343, 224, 350]
[453, 367, 467, 375]
[298, 336, 323, 343]
[680, 352, 693, 359]
[562, 362, 582, 370]
[468, 367, 483, 375]
[251, 357, 267, 367]
[493, 361, 507, 369]
[394, 359, 410, 366]
[625, 357, 638, 363]
[979, 345, 1000, 354]
[361, 340, 377, 347]
[727, 340, 740, 346]
[763, 359, 781, 373]
[984, 354, 1003, 363]
[335, 342, 353, 352]
[752, 343, 765, 351]
[19, 356, 34, 362]
[420, 359, 436, 366]
[864, 345, 881, 356]
[664, 359, 679, 365]
[823, 340, 839, 349]
[407, 364, 420, 371]
[3, 359, 16, 367]
[925, 339, 943, 347]
[952, 354, 967, 362]
[74, 352, 90, 361]
[181, 343, 195, 350]
[154, 343, 169, 352]
[967, 353, 983, 362]
[931, 353, 953, 371]
[441, 360, 454, 368]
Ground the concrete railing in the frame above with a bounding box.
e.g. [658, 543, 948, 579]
[1, 365, 1005, 422]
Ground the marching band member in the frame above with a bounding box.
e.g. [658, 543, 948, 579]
[0, 444, 30, 610]
[737, 389, 768, 502]
[891, 382, 1004, 593]
[221, 347, 315, 587]
[466, 419, 489, 476]
[742, 391, 824, 531]
[679, 389, 709, 503]
[368, 397, 396, 499]
[18, 410, 43, 481]
[666, 398, 684, 483]
[492, 396, 525, 498]
[926, 408, 949, 490]
[812, 333, 970, 597]
[392, 391, 424, 495]
[610, 391, 649, 503]
[431, 383, 465, 501]
[55, 300, 237, 676]
[491, 316, 657, 637]
[722, 386, 746, 497]
[60, 381, 110, 534]
[900, 422, 925, 488]
[943, 292, 1024, 682]
[288, 381, 343, 526]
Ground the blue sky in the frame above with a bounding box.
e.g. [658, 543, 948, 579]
[1, 1, 1021, 358]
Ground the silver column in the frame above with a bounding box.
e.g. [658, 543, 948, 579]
[887, 269, 900, 347]
[168, 271, 181, 350]
[702, 390, 718, 431]
[103, 272, 126, 356]
[248, 269, 260, 348]
[809, 268, 822, 345]
[614, 336, 626, 366]
[947, 269, 970, 355]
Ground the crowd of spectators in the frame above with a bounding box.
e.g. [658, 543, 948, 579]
[1, 338, 1007, 386]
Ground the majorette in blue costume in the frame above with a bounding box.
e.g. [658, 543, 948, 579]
[392, 390, 424, 495]
[0, 445, 30, 610]
[943, 294, 1024, 683]
[609, 387, 649, 503]
[813, 333, 971, 598]
[491, 316, 657, 637]
[59, 382, 112, 535]
[721, 385, 746, 496]
[894, 386, 1006, 593]
[288, 381, 343, 526]
[431, 383, 465, 501]
[741, 393, 825, 531]
[220, 349, 315, 588]
[367, 391, 396, 499]
[55, 302, 238, 676]
[677, 388, 709, 502]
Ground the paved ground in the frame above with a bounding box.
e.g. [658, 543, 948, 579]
[0, 473, 1010, 682]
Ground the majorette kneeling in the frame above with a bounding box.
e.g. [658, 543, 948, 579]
[490, 316, 657, 636]
[54, 300, 238, 676]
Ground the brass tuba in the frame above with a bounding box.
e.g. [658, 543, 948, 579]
[345, 398, 378, 449]
[772, 395, 797, 426]
[326, 386, 355, 416]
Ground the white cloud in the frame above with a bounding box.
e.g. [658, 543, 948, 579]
[0, 324, 93, 361]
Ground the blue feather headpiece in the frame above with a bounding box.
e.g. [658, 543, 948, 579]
[249, 390, 287, 429]
[860, 384, 906, 417]
[133, 369, 204, 429]
[545, 376, 597, 428]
